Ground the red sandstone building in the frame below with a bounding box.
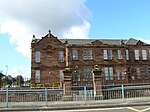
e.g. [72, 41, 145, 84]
[31, 31, 150, 89]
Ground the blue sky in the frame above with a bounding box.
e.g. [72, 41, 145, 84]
[0, 0, 150, 78]
[86, 0, 150, 38]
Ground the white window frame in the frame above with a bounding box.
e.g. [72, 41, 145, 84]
[142, 50, 147, 60]
[59, 51, 64, 62]
[103, 50, 112, 60]
[104, 50, 108, 59]
[136, 68, 141, 79]
[109, 67, 113, 80]
[83, 50, 92, 60]
[35, 51, 41, 62]
[35, 70, 40, 83]
[126, 49, 129, 60]
[117, 50, 122, 59]
[104, 67, 113, 80]
[72, 50, 78, 60]
[104, 67, 109, 80]
[134, 50, 139, 60]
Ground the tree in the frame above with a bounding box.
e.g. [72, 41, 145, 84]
[16, 75, 24, 86]
[0, 72, 5, 88]
[1, 75, 13, 87]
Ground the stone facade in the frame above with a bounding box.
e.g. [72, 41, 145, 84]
[31, 32, 150, 88]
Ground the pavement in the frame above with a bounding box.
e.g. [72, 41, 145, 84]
[1, 98, 150, 111]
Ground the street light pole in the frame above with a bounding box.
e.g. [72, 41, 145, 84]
[5, 65, 8, 87]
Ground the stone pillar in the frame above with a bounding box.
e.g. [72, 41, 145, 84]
[93, 65, 102, 97]
[63, 66, 72, 95]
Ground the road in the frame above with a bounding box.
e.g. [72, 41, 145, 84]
[23, 106, 150, 112]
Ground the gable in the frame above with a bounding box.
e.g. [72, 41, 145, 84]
[91, 40, 103, 45]
[35, 33, 64, 49]
[136, 40, 143, 46]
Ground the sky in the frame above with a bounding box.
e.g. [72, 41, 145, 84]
[0, 0, 150, 78]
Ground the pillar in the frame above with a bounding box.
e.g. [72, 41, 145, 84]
[93, 65, 102, 96]
[63, 66, 72, 95]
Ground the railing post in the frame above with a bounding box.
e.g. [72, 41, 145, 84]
[45, 87, 48, 106]
[6, 86, 8, 108]
[84, 86, 87, 104]
[121, 84, 124, 101]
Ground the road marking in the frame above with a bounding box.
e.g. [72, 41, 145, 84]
[141, 107, 150, 112]
[127, 107, 150, 112]
[50, 107, 125, 112]
[127, 107, 141, 112]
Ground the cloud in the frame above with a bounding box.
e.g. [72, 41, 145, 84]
[0, 0, 90, 77]
[0, 20, 31, 57]
[62, 21, 90, 39]
[0, 0, 90, 58]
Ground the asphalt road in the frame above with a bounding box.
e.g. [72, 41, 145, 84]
[30, 106, 150, 112]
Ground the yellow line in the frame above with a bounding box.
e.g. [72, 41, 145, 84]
[127, 107, 142, 112]
[141, 107, 150, 112]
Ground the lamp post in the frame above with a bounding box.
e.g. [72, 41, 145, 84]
[122, 69, 127, 84]
[5, 65, 8, 87]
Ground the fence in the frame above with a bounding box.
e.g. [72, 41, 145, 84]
[1, 83, 150, 108]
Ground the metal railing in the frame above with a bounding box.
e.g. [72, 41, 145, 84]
[1, 83, 150, 108]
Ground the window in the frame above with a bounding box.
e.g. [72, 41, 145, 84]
[103, 50, 112, 60]
[117, 50, 122, 59]
[142, 50, 147, 60]
[126, 49, 129, 60]
[104, 67, 109, 80]
[84, 67, 93, 85]
[136, 68, 141, 79]
[121, 72, 125, 80]
[109, 67, 113, 80]
[117, 72, 120, 80]
[35, 51, 40, 62]
[35, 70, 40, 83]
[59, 51, 64, 62]
[72, 71, 80, 83]
[72, 50, 78, 60]
[144, 67, 148, 79]
[83, 50, 92, 60]
[134, 50, 139, 60]
[104, 67, 113, 80]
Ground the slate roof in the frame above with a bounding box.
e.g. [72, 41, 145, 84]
[125, 38, 138, 45]
[32, 33, 149, 46]
[59, 39, 127, 45]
